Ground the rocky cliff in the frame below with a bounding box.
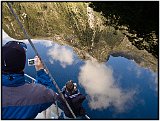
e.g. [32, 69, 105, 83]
[2, 2, 158, 72]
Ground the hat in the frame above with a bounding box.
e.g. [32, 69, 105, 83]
[2, 41, 27, 73]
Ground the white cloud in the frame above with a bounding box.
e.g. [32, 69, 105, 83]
[127, 61, 142, 78]
[47, 44, 74, 68]
[31, 40, 53, 47]
[2, 30, 53, 47]
[134, 66, 142, 78]
[3, 30, 9, 39]
[127, 59, 158, 92]
[2, 30, 16, 45]
[149, 70, 158, 92]
[78, 60, 136, 112]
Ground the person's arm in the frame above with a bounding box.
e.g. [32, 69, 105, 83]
[34, 56, 55, 90]
[72, 94, 86, 106]
[38, 85, 57, 113]
[31, 56, 61, 114]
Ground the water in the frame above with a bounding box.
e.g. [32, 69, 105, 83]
[2, 38, 158, 119]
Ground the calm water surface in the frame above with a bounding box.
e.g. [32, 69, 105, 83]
[3, 38, 158, 119]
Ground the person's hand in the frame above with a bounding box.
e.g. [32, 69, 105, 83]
[34, 56, 44, 71]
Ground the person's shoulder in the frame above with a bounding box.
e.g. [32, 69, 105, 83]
[61, 86, 66, 92]
[29, 82, 46, 89]
[29, 83, 54, 95]
[30, 83, 56, 100]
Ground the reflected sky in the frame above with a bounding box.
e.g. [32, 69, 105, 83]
[2, 31, 158, 119]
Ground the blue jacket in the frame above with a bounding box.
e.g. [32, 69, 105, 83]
[2, 69, 57, 119]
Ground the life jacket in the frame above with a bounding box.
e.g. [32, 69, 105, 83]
[57, 84, 86, 118]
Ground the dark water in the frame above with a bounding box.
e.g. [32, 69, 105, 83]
[2, 38, 158, 119]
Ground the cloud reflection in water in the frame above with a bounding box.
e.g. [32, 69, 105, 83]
[78, 60, 136, 112]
